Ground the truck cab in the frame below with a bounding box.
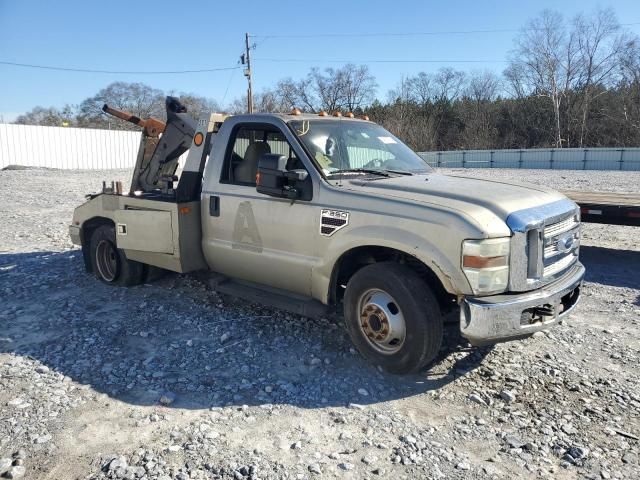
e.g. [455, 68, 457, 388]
[70, 100, 584, 374]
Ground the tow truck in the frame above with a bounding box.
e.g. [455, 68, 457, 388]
[69, 97, 584, 374]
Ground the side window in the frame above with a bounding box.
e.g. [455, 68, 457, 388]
[222, 125, 306, 186]
[266, 131, 304, 171]
[221, 127, 268, 186]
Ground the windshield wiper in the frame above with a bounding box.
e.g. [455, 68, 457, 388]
[327, 168, 391, 177]
[383, 169, 413, 176]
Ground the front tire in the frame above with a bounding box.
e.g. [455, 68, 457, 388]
[89, 225, 145, 286]
[343, 262, 443, 374]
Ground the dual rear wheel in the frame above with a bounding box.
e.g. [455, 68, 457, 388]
[89, 225, 145, 286]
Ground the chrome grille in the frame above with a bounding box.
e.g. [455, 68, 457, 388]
[544, 216, 578, 239]
[542, 215, 579, 280]
[506, 199, 581, 292]
[543, 252, 576, 277]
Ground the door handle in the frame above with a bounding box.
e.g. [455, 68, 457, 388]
[209, 195, 220, 217]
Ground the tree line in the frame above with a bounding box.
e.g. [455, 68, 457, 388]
[12, 8, 640, 151]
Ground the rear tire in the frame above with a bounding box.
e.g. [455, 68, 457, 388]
[89, 225, 145, 286]
[343, 262, 443, 374]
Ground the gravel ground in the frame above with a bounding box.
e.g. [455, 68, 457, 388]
[0, 167, 639, 480]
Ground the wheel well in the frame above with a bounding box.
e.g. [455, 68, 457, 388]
[80, 217, 114, 272]
[329, 246, 456, 312]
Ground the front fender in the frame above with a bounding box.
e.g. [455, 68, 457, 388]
[312, 224, 474, 303]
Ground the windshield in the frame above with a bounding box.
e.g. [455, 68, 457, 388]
[289, 119, 432, 178]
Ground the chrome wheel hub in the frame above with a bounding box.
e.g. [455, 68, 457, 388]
[357, 289, 406, 355]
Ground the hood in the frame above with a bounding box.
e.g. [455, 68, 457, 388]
[346, 172, 566, 222]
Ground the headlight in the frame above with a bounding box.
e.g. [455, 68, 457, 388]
[462, 238, 510, 295]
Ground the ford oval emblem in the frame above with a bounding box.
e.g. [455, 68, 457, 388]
[557, 234, 574, 253]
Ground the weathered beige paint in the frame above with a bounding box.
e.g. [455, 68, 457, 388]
[72, 113, 570, 303]
[114, 210, 174, 254]
[71, 195, 206, 273]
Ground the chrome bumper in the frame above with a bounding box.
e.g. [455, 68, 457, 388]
[69, 225, 81, 246]
[460, 262, 584, 346]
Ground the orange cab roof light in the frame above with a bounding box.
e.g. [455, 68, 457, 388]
[333, 111, 342, 117]
[290, 107, 302, 115]
[318, 111, 328, 116]
[345, 112, 355, 118]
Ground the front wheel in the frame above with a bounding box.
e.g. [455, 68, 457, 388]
[89, 225, 145, 286]
[343, 262, 443, 374]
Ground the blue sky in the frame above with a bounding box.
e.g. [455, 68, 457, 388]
[1, 0, 639, 121]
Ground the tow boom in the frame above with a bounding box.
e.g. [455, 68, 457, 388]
[102, 97, 197, 194]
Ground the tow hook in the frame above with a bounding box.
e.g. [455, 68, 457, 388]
[521, 304, 555, 325]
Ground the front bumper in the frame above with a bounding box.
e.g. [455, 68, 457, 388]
[460, 262, 584, 346]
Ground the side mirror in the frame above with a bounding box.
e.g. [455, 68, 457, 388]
[256, 154, 308, 199]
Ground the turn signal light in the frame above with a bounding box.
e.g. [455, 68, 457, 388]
[463, 255, 508, 269]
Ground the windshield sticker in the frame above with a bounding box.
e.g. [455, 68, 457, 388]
[378, 136, 397, 144]
[360, 132, 370, 138]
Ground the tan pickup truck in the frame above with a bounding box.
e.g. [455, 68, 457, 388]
[69, 97, 584, 374]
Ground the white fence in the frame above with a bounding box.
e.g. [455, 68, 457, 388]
[0, 123, 142, 169]
[418, 147, 640, 171]
[3, 123, 640, 171]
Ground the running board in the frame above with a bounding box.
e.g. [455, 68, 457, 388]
[207, 274, 330, 319]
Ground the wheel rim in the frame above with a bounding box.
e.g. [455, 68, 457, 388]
[95, 239, 118, 282]
[357, 289, 406, 355]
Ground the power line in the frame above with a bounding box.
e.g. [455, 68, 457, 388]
[251, 22, 640, 39]
[221, 67, 238, 106]
[255, 57, 507, 64]
[253, 28, 523, 39]
[0, 61, 241, 75]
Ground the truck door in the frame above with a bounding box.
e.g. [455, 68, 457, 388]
[202, 123, 318, 296]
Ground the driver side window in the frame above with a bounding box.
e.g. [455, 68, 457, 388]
[222, 125, 304, 186]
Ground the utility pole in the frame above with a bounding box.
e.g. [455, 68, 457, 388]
[242, 32, 254, 113]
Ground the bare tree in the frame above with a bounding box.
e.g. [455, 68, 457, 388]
[573, 8, 624, 146]
[384, 76, 414, 138]
[255, 89, 288, 113]
[14, 105, 76, 127]
[266, 64, 377, 113]
[459, 72, 501, 148]
[276, 77, 317, 112]
[434, 68, 467, 102]
[503, 62, 528, 99]
[167, 92, 221, 119]
[342, 64, 377, 111]
[407, 72, 435, 104]
[508, 10, 578, 147]
[312, 67, 346, 112]
[618, 35, 640, 140]
[466, 71, 501, 102]
[76, 82, 165, 129]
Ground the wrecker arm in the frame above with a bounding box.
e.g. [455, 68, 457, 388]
[102, 97, 197, 194]
[101, 104, 166, 137]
